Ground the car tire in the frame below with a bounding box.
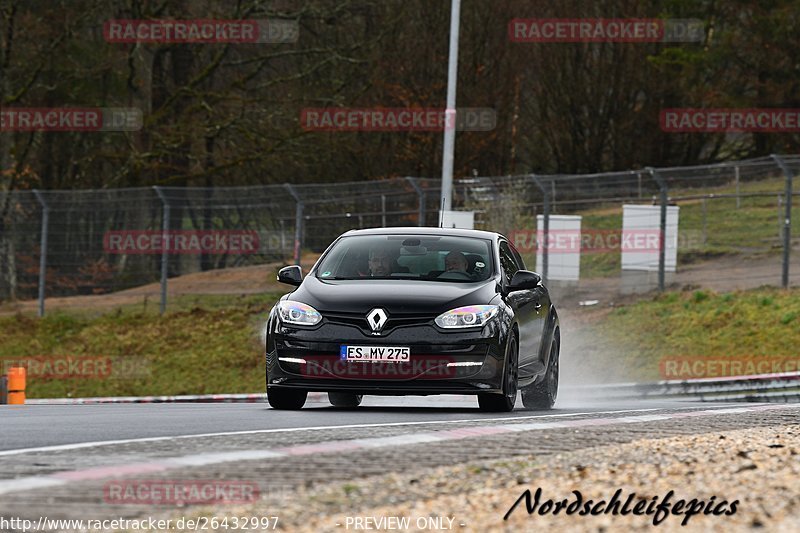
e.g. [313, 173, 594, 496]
[478, 332, 518, 412]
[522, 329, 559, 410]
[328, 392, 363, 408]
[267, 388, 307, 410]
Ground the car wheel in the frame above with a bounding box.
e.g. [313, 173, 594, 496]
[522, 329, 559, 410]
[267, 388, 307, 410]
[328, 392, 363, 408]
[478, 332, 518, 412]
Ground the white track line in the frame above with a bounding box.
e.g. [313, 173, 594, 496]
[0, 404, 792, 498]
[0, 408, 667, 458]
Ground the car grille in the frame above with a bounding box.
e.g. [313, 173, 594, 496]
[323, 311, 436, 334]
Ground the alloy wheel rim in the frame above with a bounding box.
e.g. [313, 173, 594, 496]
[506, 341, 518, 403]
[549, 339, 559, 397]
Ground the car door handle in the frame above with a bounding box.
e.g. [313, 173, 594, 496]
[534, 302, 542, 310]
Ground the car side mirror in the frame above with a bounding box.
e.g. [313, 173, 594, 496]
[277, 265, 303, 286]
[508, 270, 541, 292]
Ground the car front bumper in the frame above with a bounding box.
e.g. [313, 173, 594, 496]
[266, 319, 508, 395]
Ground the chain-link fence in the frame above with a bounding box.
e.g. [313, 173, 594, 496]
[0, 155, 797, 314]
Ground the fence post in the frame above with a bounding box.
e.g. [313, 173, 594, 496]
[405, 177, 426, 226]
[647, 167, 668, 292]
[381, 194, 387, 227]
[152, 186, 170, 314]
[637, 171, 643, 199]
[32, 190, 49, 318]
[734, 164, 741, 209]
[770, 154, 793, 289]
[284, 184, 304, 266]
[530, 175, 549, 283]
[702, 197, 707, 246]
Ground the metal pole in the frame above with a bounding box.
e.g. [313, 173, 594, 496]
[439, 0, 461, 225]
[152, 186, 170, 314]
[530, 175, 549, 283]
[647, 167, 668, 292]
[702, 197, 707, 246]
[735, 164, 741, 209]
[381, 194, 386, 227]
[405, 177, 426, 226]
[284, 184, 304, 266]
[770, 154, 793, 289]
[637, 171, 643, 199]
[32, 190, 49, 317]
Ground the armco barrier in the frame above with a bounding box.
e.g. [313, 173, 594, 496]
[569, 371, 800, 403]
[22, 373, 800, 405]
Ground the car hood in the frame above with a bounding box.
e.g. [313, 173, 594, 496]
[289, 275, 499, 315]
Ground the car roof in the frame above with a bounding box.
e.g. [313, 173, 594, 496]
[342, 227, 504, 241]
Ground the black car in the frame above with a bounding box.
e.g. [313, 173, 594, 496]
[265, 228, 560, 412]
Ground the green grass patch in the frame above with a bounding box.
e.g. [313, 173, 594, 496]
[2, 287, 798, 397]
[580, 287, 800, 381]
[0, 293, 286, 398]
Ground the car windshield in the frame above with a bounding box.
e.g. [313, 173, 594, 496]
[315, 235, 494, 282]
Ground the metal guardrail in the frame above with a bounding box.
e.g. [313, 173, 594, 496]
[569, 371, 800, 403]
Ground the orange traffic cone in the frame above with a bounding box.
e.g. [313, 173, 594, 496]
[7, 366, 26, 405]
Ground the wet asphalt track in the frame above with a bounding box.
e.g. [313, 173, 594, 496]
[0, 395, 723, 452]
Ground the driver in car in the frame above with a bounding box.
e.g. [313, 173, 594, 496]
[368, 246, 397, 277]
[444, 251, 469, 274]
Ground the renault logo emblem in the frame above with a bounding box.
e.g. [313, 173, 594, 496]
[366, 308, 388, 333]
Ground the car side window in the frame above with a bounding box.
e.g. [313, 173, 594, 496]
[499, 241, 519, 285]
[509, 243, 526, 270]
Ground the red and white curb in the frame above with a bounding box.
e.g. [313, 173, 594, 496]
[25, 392, 480, 405]
[25, 392, 328, 405]
[0, 403, 793, 497]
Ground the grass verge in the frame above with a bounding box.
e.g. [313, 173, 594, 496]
[1, 288, 798, 398]
[573, 286, 800, 381]
[0, 293, 284, 398]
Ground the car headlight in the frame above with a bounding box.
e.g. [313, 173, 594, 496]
[277, 300, 322, 326]
[435, 305, 498, 329]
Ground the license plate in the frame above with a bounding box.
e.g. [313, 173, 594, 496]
[341, 345, 411, 362]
